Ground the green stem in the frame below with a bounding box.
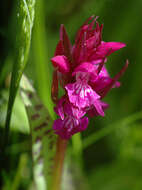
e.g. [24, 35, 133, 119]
[72, 133, 83, 168]
[52, 137, 67, 190]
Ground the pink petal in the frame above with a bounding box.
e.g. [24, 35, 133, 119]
[51, 70, 58, 103]
[51, 55, 70, 73]
[86, 22, 103, 49]
[99, 65, 109, 77]
[88, 102, 109, 117]
[101, 41, 126, 51]
[88, 16, 99, 31]
[64, 103, 86, 119]
[96, 41, 126, 57]
[54, 97, 86, 120]
[54, 40, 64, 56]
[91, 58, 107, 65]
[53, 116, 89, 139]
[74, 15, 95, 44]
[76, 117, 89, 131]
[73, 30, 87, 64]
[56, 98, 65, 120]
[73, 62, 97, 78]
[60, 24, 72, 61]
[93, 99, 105, 116]
[88, 41, 126, 61]
[91, 77, 112, 92]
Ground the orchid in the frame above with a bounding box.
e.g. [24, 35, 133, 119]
[51, 16, 128, 139]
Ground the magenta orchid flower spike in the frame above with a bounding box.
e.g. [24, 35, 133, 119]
[51, 16, 128, 139]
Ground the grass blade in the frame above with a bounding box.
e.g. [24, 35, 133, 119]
[3, 0, 36, 147]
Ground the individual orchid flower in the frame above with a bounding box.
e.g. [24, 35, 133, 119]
[51, 16, 128, 139]
[65, 72, 105, 116]
[53, 97, 88, 139]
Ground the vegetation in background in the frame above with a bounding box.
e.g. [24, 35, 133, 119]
[0, 0, 142, 189]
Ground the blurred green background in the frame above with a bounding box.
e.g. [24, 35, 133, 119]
[0, 0, 142, 189]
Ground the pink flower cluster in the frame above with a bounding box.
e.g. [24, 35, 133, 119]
[51, 16, 128, 139]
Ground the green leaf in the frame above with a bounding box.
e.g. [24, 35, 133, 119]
[20, 75, 57, 190]
[4, 0, 36, 145]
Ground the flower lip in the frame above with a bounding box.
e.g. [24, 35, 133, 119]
[65, 72, 103, 113]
